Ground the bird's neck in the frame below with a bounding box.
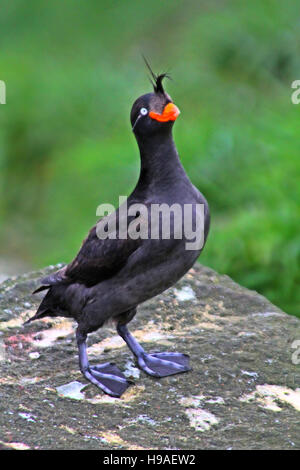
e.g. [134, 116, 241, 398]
[135, 131, 186, 188]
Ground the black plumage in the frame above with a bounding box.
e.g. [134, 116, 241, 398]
[25, 69, 210, 397]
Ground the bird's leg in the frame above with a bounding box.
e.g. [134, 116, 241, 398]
[76, 329, 131, 398]
[116, 324, 191, 378]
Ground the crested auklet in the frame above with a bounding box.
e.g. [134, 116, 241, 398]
[25, 64, 210, 397]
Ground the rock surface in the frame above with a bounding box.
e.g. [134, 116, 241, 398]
[0, 263, 299, 450]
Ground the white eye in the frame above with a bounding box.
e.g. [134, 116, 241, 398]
[140, 107, 148, 116]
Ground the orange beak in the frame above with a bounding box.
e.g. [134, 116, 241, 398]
[149, 102, 180, 122]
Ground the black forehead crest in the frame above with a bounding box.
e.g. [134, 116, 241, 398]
[143, 55, 171, 94]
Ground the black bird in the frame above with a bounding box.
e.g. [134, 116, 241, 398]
[25, 66, 210, 397]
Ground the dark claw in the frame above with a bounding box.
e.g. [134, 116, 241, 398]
[82, 362, 132, 398]
[137, 351, 191, 377]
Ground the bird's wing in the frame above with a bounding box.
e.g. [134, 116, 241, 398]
[35, 208, 144, 290]
[65, 225, 141, 286]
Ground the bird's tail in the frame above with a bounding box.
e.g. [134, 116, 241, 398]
[24, 267, 69, 325]
[23, 307, 51, 325]
[24, 289, 53, 325]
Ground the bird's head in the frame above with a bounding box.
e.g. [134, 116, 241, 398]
[130, 61, 180, 138]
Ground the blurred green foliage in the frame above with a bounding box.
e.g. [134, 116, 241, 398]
[0, 0, 299, 316]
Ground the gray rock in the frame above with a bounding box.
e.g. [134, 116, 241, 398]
[0, 263, 299, 450]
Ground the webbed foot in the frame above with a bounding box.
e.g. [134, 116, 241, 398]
[117, 323, 191, 378]
[82, 362, 131, 398]
[137, 351, 191, 377]
[76, 329, 132, 398]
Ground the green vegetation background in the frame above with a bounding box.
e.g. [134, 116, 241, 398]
[0, 0, 299, 316]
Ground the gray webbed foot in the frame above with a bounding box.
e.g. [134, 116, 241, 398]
[77, 330, 132, 398]
[82, 362, 132, 398]
[117, 323, 191, 378]
[137, 351, 191, 377]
